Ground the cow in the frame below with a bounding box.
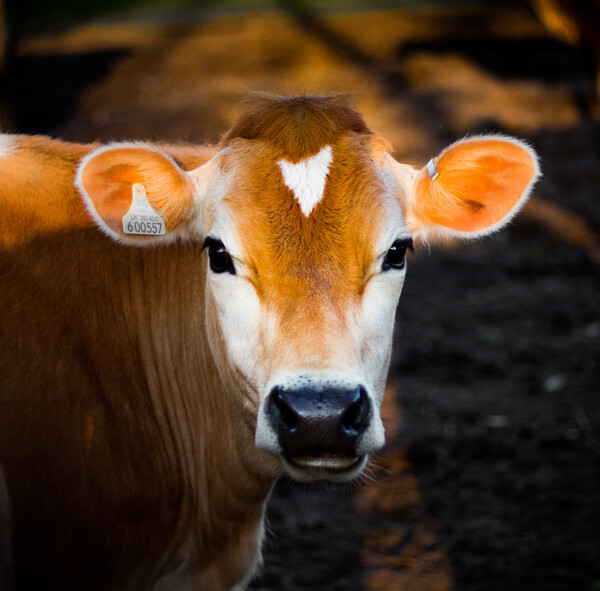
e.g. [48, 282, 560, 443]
[0, 94, 540, 590]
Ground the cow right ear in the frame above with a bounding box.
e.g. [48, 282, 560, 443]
[383, 135, 540, 243]
[77, 142, 209, 245]
[405, 136, 540, 241]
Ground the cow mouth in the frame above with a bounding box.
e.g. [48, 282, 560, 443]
[283, 455, 365, 481]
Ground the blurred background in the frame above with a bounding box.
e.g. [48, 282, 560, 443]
[1, 1, 599, 590]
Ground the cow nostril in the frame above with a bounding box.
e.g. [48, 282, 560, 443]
[271, 387, 299, 432]
[341, 387, 370, 435]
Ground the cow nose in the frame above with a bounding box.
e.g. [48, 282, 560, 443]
[266, 385, 372, 457]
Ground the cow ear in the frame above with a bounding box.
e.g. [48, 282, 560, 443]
[77, 143, 202, 245]
[405, 135, 540, 241]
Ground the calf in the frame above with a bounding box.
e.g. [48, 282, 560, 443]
[0, 94, 539, 590]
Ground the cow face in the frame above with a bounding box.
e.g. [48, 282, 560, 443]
[77, 95, 539, 483]
[198, 134, 410, 482]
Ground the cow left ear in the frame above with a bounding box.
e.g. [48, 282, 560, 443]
[77, 142, 205, 245]
[401, 135, 540, 241]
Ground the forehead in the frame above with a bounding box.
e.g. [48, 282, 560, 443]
[203, 95, 408, 309]
[216, 133, 402, 268]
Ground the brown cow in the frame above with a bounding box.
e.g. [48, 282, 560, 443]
[0, 94, 539, 590]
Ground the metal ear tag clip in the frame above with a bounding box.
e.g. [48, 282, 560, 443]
[426, 158, 439, 181]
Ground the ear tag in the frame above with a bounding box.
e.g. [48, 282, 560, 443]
[426, 158, 439, 181]
[122, 183, 166, 236]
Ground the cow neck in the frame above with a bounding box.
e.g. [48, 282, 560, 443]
[123, 245, 278, 570]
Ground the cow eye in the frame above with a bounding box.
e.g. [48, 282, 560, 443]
[382, 238, 413, 272]
[202, 237, 236, 275]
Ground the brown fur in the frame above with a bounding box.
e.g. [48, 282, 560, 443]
[0, 135, 278, 590]
[221, 93, 370, 161]
[217, 132, 389, 363]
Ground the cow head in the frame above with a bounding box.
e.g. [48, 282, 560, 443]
[77, 95, 539, 483]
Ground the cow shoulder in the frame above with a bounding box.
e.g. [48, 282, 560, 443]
[0, 134, 96, 247]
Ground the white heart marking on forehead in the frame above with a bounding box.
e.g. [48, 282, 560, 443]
[277, 145, 333, 217]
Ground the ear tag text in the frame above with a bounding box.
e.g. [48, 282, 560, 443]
[123, 183, 166, 236]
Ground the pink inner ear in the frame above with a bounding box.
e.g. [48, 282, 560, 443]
[80, 146, 195, 237]
[413, 139, 537, 234]
[81, 164, 137, 235]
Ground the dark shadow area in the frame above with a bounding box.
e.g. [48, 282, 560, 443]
[394, 208, 600, 589]
[399, 35, 598, 125]
[0, 464, 14, 591]
[249, 477, 366, 591]
[389, 116, 600, 590]
[11, 50, 128, 135]
[527, 122, 600, 225]
[399, 36, 587, 84]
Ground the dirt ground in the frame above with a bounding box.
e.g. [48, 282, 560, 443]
[8, 2, 600, 590]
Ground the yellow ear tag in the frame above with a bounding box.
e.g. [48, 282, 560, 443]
[122, 183, 166, 236]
